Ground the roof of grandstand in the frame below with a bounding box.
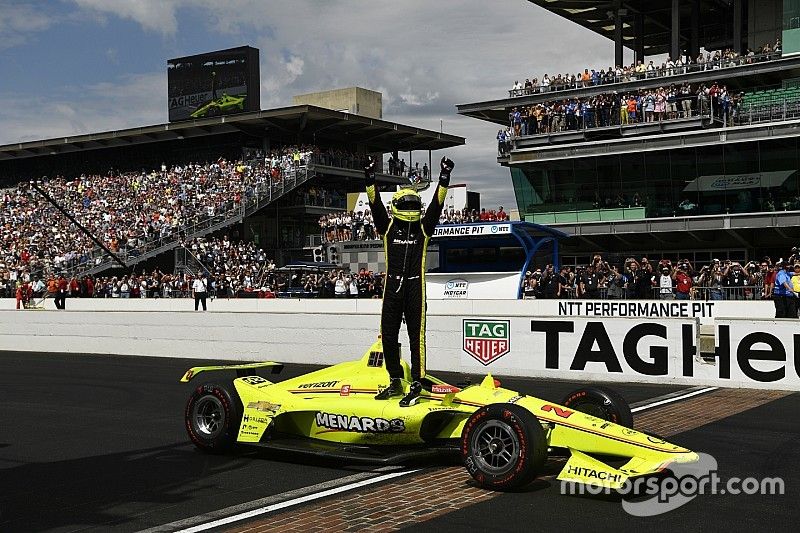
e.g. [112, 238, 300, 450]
[528, 0, 734, 57]
[0, 104, 464, 163]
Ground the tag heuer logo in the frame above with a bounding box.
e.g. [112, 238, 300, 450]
[463, 319, 510, 365]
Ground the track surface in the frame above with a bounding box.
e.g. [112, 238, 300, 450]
[0, 351, 795, 532]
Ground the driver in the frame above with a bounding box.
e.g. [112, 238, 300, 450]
[364, 156, 454, 406]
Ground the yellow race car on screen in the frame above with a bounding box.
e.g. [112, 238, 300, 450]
[181, 339, 698, 491]
[190, 93, 246, 118]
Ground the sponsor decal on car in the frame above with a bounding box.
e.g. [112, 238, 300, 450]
[243, 413, 272, 425]
[340, 385, 351, 396]
[315, 412, 405, 433]
[431, 384, 460, 394]
[367, 351, 384, 367]
[297, 381, 339, 389]
[241, 375, 268, 385]
[247, 401, 281, 412]
[565, 465, 624, 484]
[463, 319, 511, 365]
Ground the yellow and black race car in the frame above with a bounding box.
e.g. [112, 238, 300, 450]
[190, 93, 246, 118]
[181, 339, 698, 491]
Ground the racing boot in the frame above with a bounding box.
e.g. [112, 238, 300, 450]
[375, 378, 403, 400]
[399, 380, 423, 407]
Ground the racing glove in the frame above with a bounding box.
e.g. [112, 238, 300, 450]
[364, 156, 377, 187]
[439, 157, 454, 187]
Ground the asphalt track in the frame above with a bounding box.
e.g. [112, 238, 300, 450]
[0, 351, 796, 532]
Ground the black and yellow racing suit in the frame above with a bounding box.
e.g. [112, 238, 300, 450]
[365, 167, 450, 382]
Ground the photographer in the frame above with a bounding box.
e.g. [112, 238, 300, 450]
[522, 270, 540, 299]
[672, 259, 694, 300]
[656, 261, 675, 299]
[698, 259, 727, 300]
[725, 261, 753, 300]
[541, 264, 561, 299]
[579, 264, 602, 299]
[605, 265, 625, 299]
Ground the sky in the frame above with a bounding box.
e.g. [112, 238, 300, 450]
[0, 0, 619, 209]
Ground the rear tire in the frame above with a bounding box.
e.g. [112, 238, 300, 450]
[185, 382, 241, 453]
[560, 386, 633, 428]
[461, 403, 547, 490]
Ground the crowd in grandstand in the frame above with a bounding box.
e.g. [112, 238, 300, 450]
[521, 248, 800, 311]
[498, 81, 742, 150]
[509, 41, 782, 97]
[0, 144, 347, 283]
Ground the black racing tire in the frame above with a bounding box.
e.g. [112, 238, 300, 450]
[560, 386, 633, 428]
[185, 382, 242, 453]
[461, 403, 547, 490]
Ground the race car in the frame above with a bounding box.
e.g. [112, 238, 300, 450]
[181, 339, 698, 491]
[190, 93, 246, 118]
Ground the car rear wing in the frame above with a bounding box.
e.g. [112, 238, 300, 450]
[180, 361, 284, 383]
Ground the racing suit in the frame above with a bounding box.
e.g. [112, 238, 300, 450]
[365, 160, 451, 382]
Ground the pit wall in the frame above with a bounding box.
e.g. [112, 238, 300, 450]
[2, 299, 796, 391]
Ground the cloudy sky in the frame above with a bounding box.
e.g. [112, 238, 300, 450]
[0, 0, 620, 208]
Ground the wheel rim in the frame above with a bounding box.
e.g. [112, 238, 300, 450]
[470, 419, 520, 475]
[192, 395, 225, 438]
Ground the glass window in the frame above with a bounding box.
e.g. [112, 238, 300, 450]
[759, 138, 799, 211]
[724, 144, 759, 214]
[670, 148, 699, 216]
[695, 145, 725, 215]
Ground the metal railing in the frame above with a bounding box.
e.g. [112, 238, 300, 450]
[520, 284, 768, 300]
[507, 51, 783, 98]
[504, 95, 710, 142]
[733, 97, 800, 126]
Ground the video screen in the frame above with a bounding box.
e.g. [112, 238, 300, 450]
[168, 46, 260, 122]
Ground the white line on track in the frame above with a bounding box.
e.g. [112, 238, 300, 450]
[630, 386, 717, 413]
[152, 385, 718, 533]
[157, 469, 420, 533]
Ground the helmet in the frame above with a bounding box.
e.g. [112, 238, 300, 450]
[390, 188, 422, 222]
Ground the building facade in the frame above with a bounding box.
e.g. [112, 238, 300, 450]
[459, 0, 800, 262]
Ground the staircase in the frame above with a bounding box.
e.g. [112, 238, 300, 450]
[66, 167, 315, 277]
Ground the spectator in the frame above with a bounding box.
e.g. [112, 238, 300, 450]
[192, 273, 208, 311]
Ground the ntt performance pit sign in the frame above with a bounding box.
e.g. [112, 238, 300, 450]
[433, 224, 512, 237]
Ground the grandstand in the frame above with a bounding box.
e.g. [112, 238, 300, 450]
[0, 104, 464, 281]
[458, 0, 800, 264]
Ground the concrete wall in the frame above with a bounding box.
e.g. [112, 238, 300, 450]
[1, 300, 795, 390]
[292, 87, 382, 119]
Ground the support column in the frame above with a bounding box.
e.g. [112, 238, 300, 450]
[690, 0, 700, 58]
[671, 0, 681, 60]
[733, 0, 743, 54]
[635, 14, 645, 64]
[614, 9, 624, 67]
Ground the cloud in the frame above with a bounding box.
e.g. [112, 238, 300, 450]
[0, 72, 166, 143]
[0, 1, 55, 50]
[6, 0, 617, 208]
[70, 0, 182, 36]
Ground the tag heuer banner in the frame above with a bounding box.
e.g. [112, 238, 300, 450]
[463, 319, 510, 365]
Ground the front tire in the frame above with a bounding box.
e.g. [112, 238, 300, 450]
[560, 386, 633, 428]
[461, 403, 547, 490]
[185, 382, 241, 453]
